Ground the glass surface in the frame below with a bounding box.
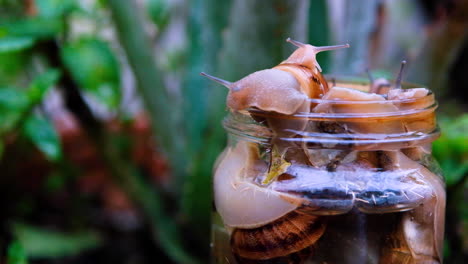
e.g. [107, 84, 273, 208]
[211, 81, 445, 264]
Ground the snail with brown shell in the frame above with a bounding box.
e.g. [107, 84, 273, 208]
[207, 38, 349, 264]
[204, 38, 350, 176]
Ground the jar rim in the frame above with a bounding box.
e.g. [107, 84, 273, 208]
[223, 112, 440, 149]
[223, 77, 440, 149]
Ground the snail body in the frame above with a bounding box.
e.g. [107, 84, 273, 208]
[202, 38, 349, 115]
[214, 141, 305, 229]
[223, 69, 309, 115]
[313, 86, 405, 135]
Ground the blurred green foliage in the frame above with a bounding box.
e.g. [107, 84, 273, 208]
[0, 0, 466, 263]
[0, 17, 63, 39]
[0, 37, 35, 52]
[146, 0, 171, 31]
[7, 241, 28, 264]
[61, 38, 121, 109]
[433, 115, 468, 186]
[13, 223, 101, 259]
[0, 88, 30, 134]
[0, 69, 60, 150]
[35, 0, 77, 18]
[23, 116, 62, 161]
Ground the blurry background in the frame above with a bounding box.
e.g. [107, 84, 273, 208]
[0, 0, 466, 263]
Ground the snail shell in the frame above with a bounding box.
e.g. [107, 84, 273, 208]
[379, 218, 414, 264]
[231, 209, 326, 264]
[369, 151, 444, 262]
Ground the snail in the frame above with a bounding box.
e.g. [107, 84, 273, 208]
[204, 38, 350, 180]
[379, 223, 414, 264]
[370, 78, 392, 94]
[312, 86, 405, 135]
[367, 60, 406, 94]
[385, 60, 433, 112]
[214, 141, 327, 263]
[213, 141, 305, 229]
[366, 68, 386, 94]
[312, 59, 436, 137]
[231, 209, 326, 264]
[201, 38, 349, 115]
[314, 66, 400, 136]
[382, 61, 436, 162]
[379, 151, 445, 263]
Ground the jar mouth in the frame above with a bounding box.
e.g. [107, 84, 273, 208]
[224, 112, 440, 150]
[223, 78, 440, 149]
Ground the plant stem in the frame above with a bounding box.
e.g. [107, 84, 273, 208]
[308, 0, 331, 72]
[107, 0, 187, 189]
[180, 0, 231, 250]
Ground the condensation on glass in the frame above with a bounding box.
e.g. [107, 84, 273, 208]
[211, 80, 445, 264]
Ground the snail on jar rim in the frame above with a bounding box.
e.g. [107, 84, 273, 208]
[210, 39, 350, 229]
[201, 38, 349, 115]
[205, 39, 351, 189]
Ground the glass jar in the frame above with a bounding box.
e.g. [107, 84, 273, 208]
[211, 79, 445, 264]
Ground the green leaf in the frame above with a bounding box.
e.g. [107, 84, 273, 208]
[61, 38, 120, 109]
[7, 241, 28, 264]
[0, 70, 59, 134]
[13, 223, 101, 259]
[0, 88, 29, 110]
[0, 17, 63, 39]
[23, 116, 62, 162]
[36, 0, 77, 18]
[27, 69, 61, 103]
[0, 88, 29, 134]
[433, 114, 468, 185]
[0, 51, 31, 86]
[146, 0, 171, 31]
[0, 37, 35, 53]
